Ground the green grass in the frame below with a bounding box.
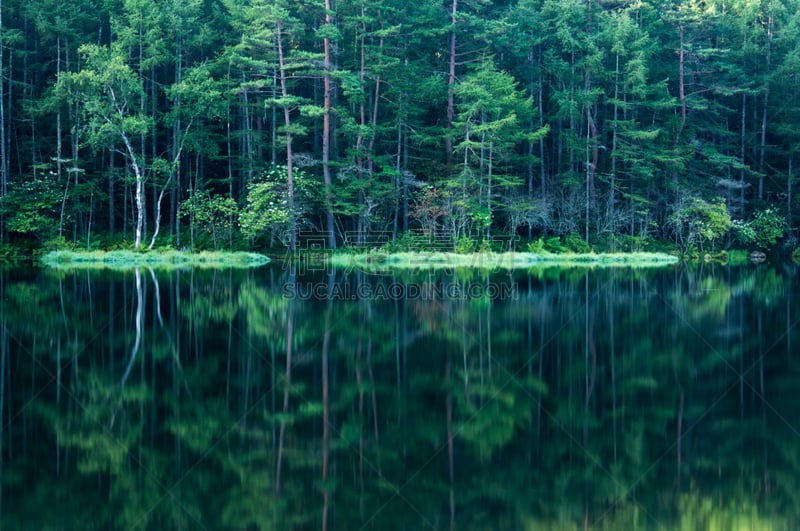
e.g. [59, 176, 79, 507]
[327, 250, 679, 271]
[41, 249, 271, 270]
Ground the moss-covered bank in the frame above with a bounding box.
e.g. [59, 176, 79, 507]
[327, 251, 679, 271]
[41, 250, 271, 270]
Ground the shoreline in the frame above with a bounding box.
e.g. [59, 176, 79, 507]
[41, 250, 271, 270]
[326, 250, 680, 270]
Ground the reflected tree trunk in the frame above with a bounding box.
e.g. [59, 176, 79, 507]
[275, 300, 293, 495]
[355, 333, 364, 516]
[367, 337, 381, 476]
[1, 296, 5, 515]
[446, 353, 455, 531]
[321, 272, 333, 531]
[121, 269, 144, 389]
[676, 390, 684, 491]
[115, 269, 144, 429]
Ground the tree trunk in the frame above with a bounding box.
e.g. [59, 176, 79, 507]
[789, 156, 793, 234]
[675, 24, 687, 186]
[275, 302, 293, 494]
[322, 0, 336, 249]
[740, 92, 746, 215]
[610, 52, 619, 246]
[445, 0, 458, 169]
[758, 15, 773, 201]
[321, 295, 332, 531]
[109, 148, 115, 237]
[356, 6, 367, 245]
[277, 20, 296, 252]
[1, 0, 7, 224]
[121, 132, 145, 249]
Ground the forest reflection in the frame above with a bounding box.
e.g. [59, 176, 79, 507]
[0, 263, 798, 530]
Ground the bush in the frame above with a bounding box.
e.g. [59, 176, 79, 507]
[668, 195, 731, 255]
[455, 236, 476, 254]
[527, 238, 545, 253]
[382, 233, 413, 252]
[0, 243, 24, 265]
[732, 208, 786, 250]
[563, 233, 592, 253]
[43, 236, 74, 252]
[543, 236, 569, 253]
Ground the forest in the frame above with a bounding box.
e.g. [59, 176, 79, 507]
[0, 0, 798, 257]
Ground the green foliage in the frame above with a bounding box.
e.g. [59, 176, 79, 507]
[527, 238, 545, 253]
[543, 236, 569, 253]
[239, 165, 319, 249]
[179, 191, 239, 250]
[732, 208, 786, 250]
[563, 233, 591, 253]
[57, 44, 151, 149]
[0, 179, 62, 241]
[381, 232, 427, 253]
[456, 235, 477, 254]
[668, 196, 732, 255]
[0, 242, 25, 265]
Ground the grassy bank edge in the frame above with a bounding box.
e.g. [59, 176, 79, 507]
[327, 251, 680, 270]
[41, 249, 271, 270]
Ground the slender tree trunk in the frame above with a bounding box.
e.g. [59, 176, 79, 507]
[367, 29, 384, 175]
[275, 302, 293, 494]
[538, 46, 546, 198]
[366, 337, 381, 474]
[758, 15, 773, 201]
[271, 66, 277, 166]
[138, 23, 147, 244]
[148, 174, 174, 249]
[788, 156, 793, 234]
[242, 83, 253, 184]
[0, 0, 7, 218]
[321, 296, 332, 531]
[446, 354, 455, 531]
[675, 24, 687, 186]
[56, 38, 63, 184]
[740, 92, 746, 215]
[676, 390, 684, 490]
[355, 334, 364, 514]
[276, 20, 296, 252]
[355, 6, 368, 244]
[322, 0, 336, 249]
[610, 52, 619, 244]
[121, 132, 145, 249]
[584, 0, 597, 223]
[446, 0, 458, 169]
[109, 148, 115, 237]
[393, 96, 403, 239]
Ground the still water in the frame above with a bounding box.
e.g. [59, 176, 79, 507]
[0, 261, 798, 530]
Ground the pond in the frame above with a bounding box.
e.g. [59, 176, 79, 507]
[0, 260, 798, 529]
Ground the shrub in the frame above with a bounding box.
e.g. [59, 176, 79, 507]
[382, 232, 422, 253]
[455, 235, 476, 254]
[732, 208, 786, 250]
[543, 236, 569, 253]
[527, 238, 545, 253]
[563, 233, 592, 253]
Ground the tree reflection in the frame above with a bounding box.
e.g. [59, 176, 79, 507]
[0, 264, 798, 529]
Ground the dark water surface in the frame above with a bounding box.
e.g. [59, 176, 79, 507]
[1, 261, 799, 530]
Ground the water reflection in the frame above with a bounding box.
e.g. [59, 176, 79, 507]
[0, 263, 798, 529]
